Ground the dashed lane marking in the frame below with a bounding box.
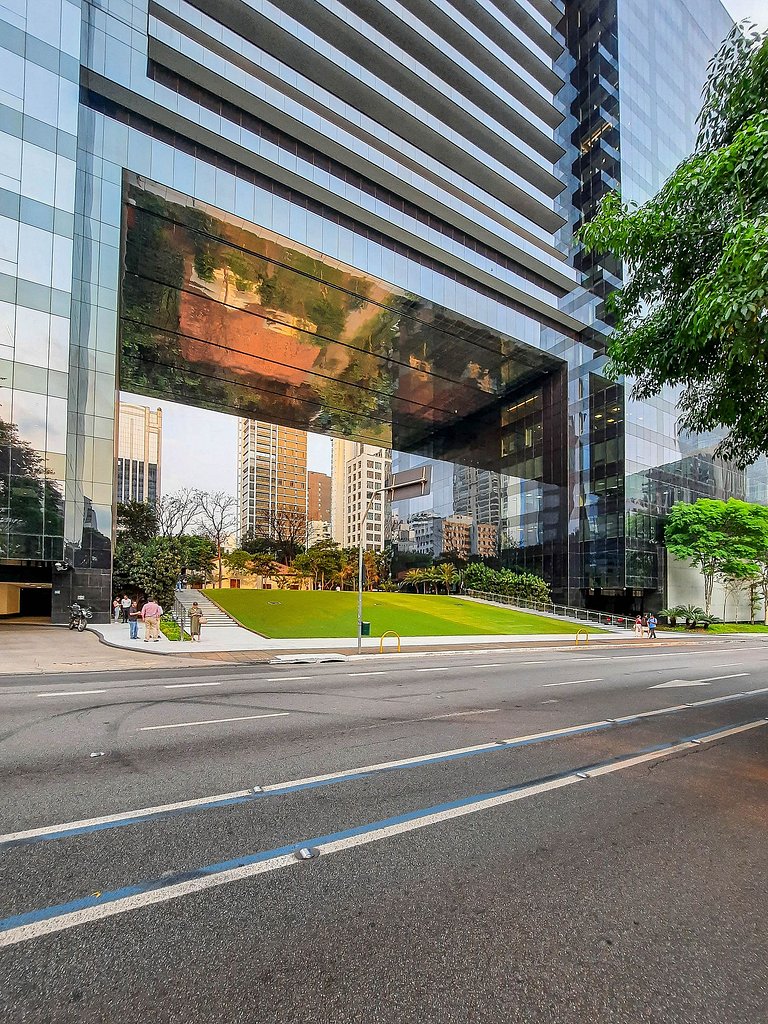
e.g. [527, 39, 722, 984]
[543, 678, 603, 687]
[138, 712, 290, 732]
[37, 690, 107, 698]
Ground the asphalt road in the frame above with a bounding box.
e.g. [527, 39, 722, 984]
[2, 637, 768, 1022]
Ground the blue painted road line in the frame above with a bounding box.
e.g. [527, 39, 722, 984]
[2, 717, 765, 947]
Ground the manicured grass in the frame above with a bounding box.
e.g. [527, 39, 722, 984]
[203, 589, 607, 639]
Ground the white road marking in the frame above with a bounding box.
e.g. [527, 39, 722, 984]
[265, 676, 312, 682]
[420, 708, 500, 721]
[163, 682, 222, 689]
[4, 718, 764, 948]
[473, 664, 508, 669]
[415, 667, 450, 673]
[347, 671, 391, 677]
[543, 678, 603, 687]
[138, 712, 290, 732]
[37, 690, 107, 698]
[650, 673, 749, 689]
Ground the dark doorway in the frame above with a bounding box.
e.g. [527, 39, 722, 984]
[19, 587, 52, 617]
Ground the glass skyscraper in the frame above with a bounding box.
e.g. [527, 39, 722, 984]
[0, 0, 737, 621]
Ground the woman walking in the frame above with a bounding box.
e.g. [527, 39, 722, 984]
[188, 601, 204, 642]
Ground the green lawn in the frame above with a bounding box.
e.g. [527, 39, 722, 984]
[203, 589, 607, 639]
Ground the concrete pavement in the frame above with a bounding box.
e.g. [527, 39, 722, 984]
[2, 637, 768, 1021]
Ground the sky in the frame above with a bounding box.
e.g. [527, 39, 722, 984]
[121, 393, 332, 497]
[123, 1, 766, 499]
[722, 0, 768, 29]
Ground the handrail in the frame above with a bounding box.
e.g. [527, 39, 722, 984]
[379, 630, 402, 654]
[172, 596, 187, 642]
[464, 589, 632, 629]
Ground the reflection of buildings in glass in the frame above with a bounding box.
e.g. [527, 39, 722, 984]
[330, 439, 391, 551]
[453, 464, 501, 559]
[238, 420, 308, 542]
[116, 403, 162, 504]
[0, 0, 740, 621]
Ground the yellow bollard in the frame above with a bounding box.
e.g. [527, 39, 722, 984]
[379, 630, 402, 654]
[575, 628, 589, 646]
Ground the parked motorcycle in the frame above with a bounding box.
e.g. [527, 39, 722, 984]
[68, 602, 93, 632]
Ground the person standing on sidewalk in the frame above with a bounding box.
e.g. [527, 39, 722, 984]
[120, 594, 131, 623]
[188, 601, 204, 642]
[112, 598, 121, 623]
[647, 613, 658, 640]
[141, 597, 163, 642]
[128, 599, 141, 640]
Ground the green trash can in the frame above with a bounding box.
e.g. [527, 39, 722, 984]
[360, 621, 371, 637]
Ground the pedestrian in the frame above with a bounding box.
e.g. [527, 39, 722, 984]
[112, 598, 121, 623]
[120, 593, 131, 623]
[642, 614, 649, 639]
[141, 596, 163, 642]
[648, 613, 658, 640]
[634, 615, 642, 639]
[128, 599, 141, 640]
[188, 600, 204, 642]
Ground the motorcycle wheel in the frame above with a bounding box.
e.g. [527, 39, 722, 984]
[77, 619, 86, 632]
[69, 621, 76, 630]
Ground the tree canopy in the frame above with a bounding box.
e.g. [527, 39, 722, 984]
[580, 24, 768, 466]
[664, 497, 768, 614]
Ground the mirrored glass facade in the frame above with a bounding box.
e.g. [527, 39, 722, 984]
[0, 0, 745, 620]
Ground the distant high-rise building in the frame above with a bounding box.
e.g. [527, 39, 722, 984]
[116, 403, 162, 504]
[238, 420, 308, 542]
[331, 439, 391, 550]
[308, 472, 332, 522]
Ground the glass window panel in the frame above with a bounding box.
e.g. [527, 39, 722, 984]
[20, 143, 56, 206]
[11, 389, 47, 449]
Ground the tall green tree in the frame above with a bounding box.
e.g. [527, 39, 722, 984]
[116, 500, 158, 544]
[580, 25, 768, 465]
[664, 498, 768, 614]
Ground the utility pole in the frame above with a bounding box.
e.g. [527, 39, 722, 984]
[356, 466, 432, 654]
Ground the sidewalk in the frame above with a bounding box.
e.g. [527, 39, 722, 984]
[92, 620, 664, 656]
[0, 623, 205, 675]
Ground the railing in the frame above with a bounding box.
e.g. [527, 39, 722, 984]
[172, 595, 187, 642]
[464, 589, 632, 629]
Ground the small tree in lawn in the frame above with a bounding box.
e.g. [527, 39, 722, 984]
[437, 562, 460, 594]
[196, 491, 238, 588]
[664, 498, 766, 616]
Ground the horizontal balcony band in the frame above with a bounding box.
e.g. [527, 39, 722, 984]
[148, 38, 574, 295]
[81, 72, 587, 337]
[176, 0, 565, 195]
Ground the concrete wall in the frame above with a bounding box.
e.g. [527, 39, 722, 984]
[0, 585, 21, 617]
[667, 556, 764, 622]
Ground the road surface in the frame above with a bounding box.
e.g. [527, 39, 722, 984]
[2, 637, 767, 1022]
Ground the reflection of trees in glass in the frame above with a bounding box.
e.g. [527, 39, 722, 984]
[121, 194, 186, 398]
[0, 418, 64, 555]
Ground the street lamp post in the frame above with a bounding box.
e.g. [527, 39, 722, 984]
[355, 466, 432, 655]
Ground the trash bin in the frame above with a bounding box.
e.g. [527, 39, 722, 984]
[360, 621, 371, 637]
